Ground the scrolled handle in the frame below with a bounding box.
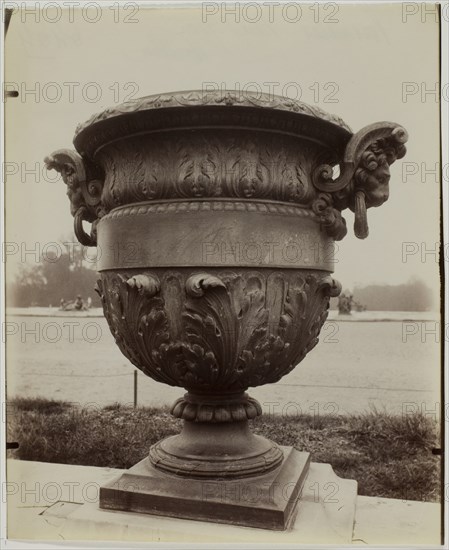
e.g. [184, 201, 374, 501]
[312, 122, 408, 194]
[44, 149, 104, 246]
[312, 121, 408, 239]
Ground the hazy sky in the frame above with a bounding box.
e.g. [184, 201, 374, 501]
[4, 3, 441, 300]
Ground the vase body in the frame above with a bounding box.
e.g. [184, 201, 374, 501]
[45, 90, 407, 529]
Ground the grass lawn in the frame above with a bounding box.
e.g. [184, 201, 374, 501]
[7, 397, 441, 502]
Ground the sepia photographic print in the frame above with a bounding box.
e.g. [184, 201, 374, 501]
[1, 1, 447, 548]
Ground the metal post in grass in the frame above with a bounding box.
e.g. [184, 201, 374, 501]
[133, 370, 137, 409]
[46, 89, 408, 531]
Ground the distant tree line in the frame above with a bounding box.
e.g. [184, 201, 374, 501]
[330, 278, 435, 312]
[7, 242, 101, 308]
[7, 241, 435, 312]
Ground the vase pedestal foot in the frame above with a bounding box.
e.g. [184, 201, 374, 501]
[99, 446, 310, 530]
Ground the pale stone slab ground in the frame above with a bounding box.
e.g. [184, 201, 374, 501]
[5, 460, 440, 546]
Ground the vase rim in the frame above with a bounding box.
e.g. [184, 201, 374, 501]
[73, 89, 352, 157]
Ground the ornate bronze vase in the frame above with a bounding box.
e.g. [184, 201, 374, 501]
[45, 90, 407, 530]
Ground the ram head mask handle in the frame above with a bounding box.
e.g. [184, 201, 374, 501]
[44, 149, 104, 246]
[312, 122, 408, 239]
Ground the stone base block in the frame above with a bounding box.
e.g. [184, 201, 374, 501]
[99, 446, 310, 530]
[52, 461, 357, 544]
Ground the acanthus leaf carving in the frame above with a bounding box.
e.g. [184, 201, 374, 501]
[97, 270, 341, 398]
[183, 272, 237, 387]
[185, 273, 227, 297]
[95, 273, 175, 386]
[76, 133, 319, 213]
[174, 139, 221, 198]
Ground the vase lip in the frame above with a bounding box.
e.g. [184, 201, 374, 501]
[73, 89, 352, 157]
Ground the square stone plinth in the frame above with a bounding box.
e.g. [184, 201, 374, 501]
[58, 459, 358, 544]
[99, 446, 310, 530]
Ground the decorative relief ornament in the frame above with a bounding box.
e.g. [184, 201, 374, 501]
[46, 90, 407, 529]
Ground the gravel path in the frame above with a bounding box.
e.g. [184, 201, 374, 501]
[6, 313, 441, 416]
